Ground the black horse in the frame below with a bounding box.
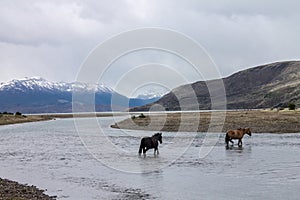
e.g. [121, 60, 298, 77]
[138, 133, 162, 155]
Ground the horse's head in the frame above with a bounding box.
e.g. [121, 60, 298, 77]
[245, 127, 251, 136]
[154, 132, 162, 144]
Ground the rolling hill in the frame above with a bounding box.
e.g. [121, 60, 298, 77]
[130, 61, 300, 111]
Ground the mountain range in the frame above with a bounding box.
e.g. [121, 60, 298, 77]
[130, 61, 300, 111]
[0, 77, 160, 113]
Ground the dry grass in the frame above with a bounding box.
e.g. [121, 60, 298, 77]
[0, 112, 124, 126]
[1, 110, 299, 133]
[0, 114, 53, 126]
[112, 110, 300, 133]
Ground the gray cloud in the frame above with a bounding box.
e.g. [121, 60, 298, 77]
[0, 0, 300, 95]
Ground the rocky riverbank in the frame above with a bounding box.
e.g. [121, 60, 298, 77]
[0, 178, 56, 200]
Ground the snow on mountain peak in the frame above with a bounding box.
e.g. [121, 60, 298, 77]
[136, 90, 166, 99]
[0, 77, 114, 93]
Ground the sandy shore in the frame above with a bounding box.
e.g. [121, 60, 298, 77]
[0, 178, 56, 200]
[111, 110, 300, 133]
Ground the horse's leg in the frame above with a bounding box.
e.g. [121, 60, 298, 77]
[154, 147, 159, 155]
[226, 137, 229, 148]
[138, 144, 143, 154]
[230, 138, 234, 144]
[238, 139, 242, 147]
[225, 134, 230, 148]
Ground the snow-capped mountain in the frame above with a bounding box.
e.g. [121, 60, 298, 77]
[136, 90, 166, 100]
[0, 77, 114, 93]
[0, 77, 160, 113]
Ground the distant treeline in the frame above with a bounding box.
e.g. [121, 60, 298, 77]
[0, 111, 23, 115]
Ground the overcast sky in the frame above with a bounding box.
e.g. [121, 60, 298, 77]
[1, 0, 300, 95]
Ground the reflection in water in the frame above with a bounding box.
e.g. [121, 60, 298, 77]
[0, 118, 299, 200]
[225, 145, 252, 154]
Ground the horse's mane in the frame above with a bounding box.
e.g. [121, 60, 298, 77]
[152, 133, 161, 137]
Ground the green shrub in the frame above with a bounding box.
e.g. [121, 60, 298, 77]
[15, 111, 22, 116]
[288, 103, 296, 110]
[3, 112, 13, 115]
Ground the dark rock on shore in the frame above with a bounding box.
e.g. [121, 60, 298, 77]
[0, 178, 56, 200]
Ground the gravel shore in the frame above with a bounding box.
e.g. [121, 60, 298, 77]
[0, 178, 56, 200]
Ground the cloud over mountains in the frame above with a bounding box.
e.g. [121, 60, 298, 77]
[1, 1, 300, 97]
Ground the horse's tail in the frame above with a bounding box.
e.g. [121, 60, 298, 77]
[138, 139, 143, 154]
[225, 132, 230, 144]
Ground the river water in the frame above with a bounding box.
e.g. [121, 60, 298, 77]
[0, 117, 299, 199]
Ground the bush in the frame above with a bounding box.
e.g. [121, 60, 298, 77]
[288, 103, 296, 110]
[15, 112, 22, 116]
[139, 113, 146, 118]
[3, 112, 13, 115]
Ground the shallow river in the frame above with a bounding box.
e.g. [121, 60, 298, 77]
[0, 117, 299, 199]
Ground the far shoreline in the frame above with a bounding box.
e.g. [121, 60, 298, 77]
[1, 110, 300, 134]
[0, 114, 53, 126]
[111, 109, 300, 134]
[0, 112, 128, 126]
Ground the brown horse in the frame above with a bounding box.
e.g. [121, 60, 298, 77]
[225, 128, 251, 148]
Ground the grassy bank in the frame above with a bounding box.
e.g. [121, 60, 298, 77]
[1, 110, 299, 133]
[0, 112, 127, 126]
[0, 114, 53, 126]
[111, 110, 300, 133]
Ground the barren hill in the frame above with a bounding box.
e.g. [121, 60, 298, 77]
[130, 61, 300, 111]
